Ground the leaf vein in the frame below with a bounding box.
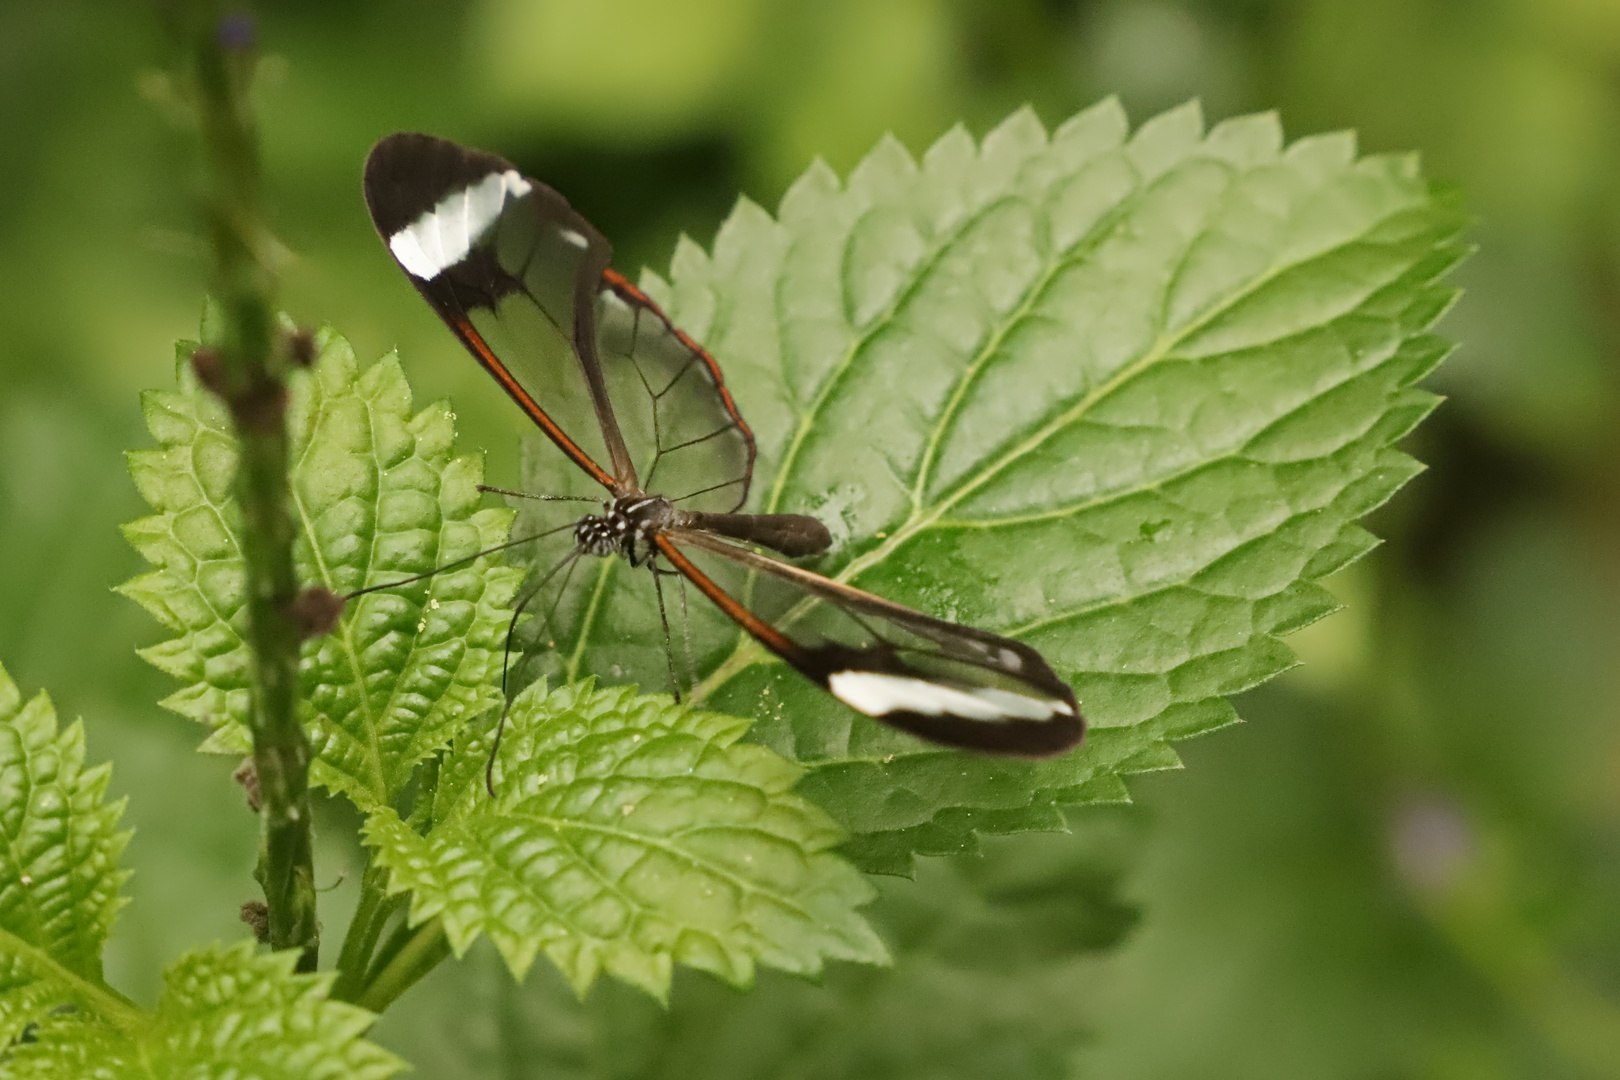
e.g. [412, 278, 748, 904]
[516, 812, 824, 925]
[829, 192, 1429, 593]
[762, 191, 1034, 518]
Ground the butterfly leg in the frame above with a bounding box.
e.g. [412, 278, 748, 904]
[486, 550, 582, 796]
[648, 556, 684, 704]
[675, 568, 697, 690]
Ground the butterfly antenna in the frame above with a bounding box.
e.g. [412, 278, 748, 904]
[477, 484, 599, 504]
[650, 558, 681, 704]
[341, 519, 577, 601]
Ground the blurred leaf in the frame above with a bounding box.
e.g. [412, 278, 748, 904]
[117, 320, 523, 809]
[373, 808, 1142, 1080]
[364, 679, 885, 1002]
[1080, 1, 1246, 123]
[521, 99, 1468, 872]
[0, 661, 131, 1044]
[6, 942, 403, 1080]
[471, 0, 767, 137]
[749, 0, 960, 185]
[1071, 687, 1451, 1079]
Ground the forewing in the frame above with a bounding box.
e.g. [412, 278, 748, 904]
[364, 134, 756, 510]
[363, 132, 626, 491]
[659, 530, 1084, 756]
[594, 272, 756, 512]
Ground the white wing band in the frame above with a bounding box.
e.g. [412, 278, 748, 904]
[828, 670, 1071, 722]
[389, 169, 533, 281]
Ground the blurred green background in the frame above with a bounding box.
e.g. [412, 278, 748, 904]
[3, 0, 1619, 1076]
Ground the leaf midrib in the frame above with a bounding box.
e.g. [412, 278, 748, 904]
[291, 398, 390, 804]
[506, 808, 830, 929]
[162, 412, 252, 732]
[0, 925, 142, 1030]
[694, 165, 1424, 701]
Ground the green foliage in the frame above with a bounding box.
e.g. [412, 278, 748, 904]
[522, 99, 1468, 873]
[0, 661, 131, 1044]
[117, 324, 884, 1004]
[119, 322, 524, 808]
[365, 679, 886, 1000]
[377, 808, 1143, 1080]
[6, 943, 403, 1080]
[0, 663, 400, 1077]
[93, 101, 1463, 1073]
[1, 0, 1610, 1068]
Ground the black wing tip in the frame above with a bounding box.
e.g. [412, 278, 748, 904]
[885, 707, 1086, 757]
[790, 641, 1085, 757]
[362, 132, 519, 238]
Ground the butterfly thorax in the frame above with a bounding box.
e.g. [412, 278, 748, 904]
[574, 495, 685, 565]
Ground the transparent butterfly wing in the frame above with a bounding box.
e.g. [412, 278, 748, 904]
[364, 133, 754, 508]
[366, 133, 1079, 756]
[659, 530, 1084, 756]
[594, 273, 755, 512]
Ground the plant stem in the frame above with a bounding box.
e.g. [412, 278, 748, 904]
[183, 2, 319, 970]
[355, 919, 452, 1014]
[331, 864, 399, 1002]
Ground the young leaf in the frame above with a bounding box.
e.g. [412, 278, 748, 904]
[517, 100, 1467, 872]
[363, 679, 886, 1001]
[0, 661, 133, 1044]
[118, 323, 523, 809]
[6, 941, 404, 1079]
[374, 808, 1144, 1080]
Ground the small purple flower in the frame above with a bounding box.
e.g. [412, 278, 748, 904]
[218, 11, 255, 51]
[1391, 793, 1476, 894]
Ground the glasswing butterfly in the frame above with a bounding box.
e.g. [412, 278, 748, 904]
[362, 132, 1083, 757]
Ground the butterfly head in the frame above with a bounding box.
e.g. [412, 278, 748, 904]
[574, 496, 675, 564]
[573, 511, 625, 559]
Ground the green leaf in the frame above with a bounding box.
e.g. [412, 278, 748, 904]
[118, 323, 524, 809]
[0, 661, 133, 1044]
[6, 941, 404, 1079]
[520, 100, 1467, 871]
[364, 679, 886, 1001]
[374, 807, 1143, 1080]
